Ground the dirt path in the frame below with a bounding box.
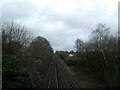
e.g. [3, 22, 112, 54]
[59, 59, 105, 88]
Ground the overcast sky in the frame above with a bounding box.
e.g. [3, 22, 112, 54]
[1, 0, 119, 51]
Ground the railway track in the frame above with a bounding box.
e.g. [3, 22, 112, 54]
[57, 60, 80, 88]
[41, 55, 81, 88]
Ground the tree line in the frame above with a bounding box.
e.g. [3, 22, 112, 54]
[2, 22, 53, 88]
[56, 24, 120, 88]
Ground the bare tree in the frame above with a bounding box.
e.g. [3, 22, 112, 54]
[90, 24, 110, 51]
[2, 22, 33, 88]
[2, 22, 32, 58]
[75, 38, 84, 52]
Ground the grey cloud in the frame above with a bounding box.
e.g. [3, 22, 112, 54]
[2, 2, 36, 21]
[38, 7, 99, 31]
[2, 0, 118, 51]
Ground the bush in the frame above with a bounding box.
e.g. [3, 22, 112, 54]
[2, 58, 33, 88]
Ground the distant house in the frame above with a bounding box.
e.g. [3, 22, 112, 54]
[66, 53, 75, 62]
[69, 54, 74, 57]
